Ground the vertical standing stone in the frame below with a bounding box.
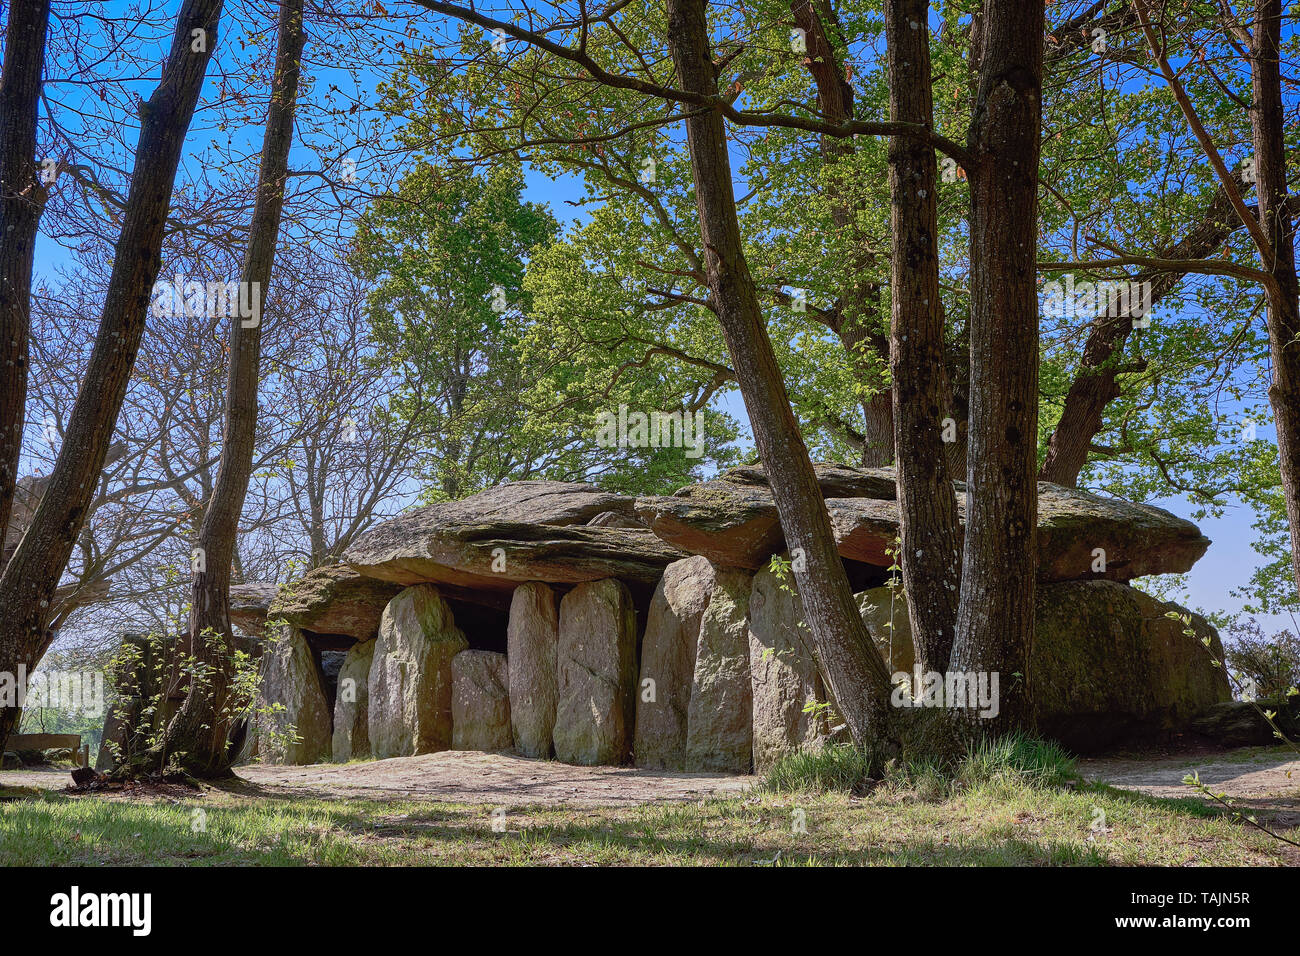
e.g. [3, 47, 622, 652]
[554, 579, 638, 765]
[747, 565, 827, 773]
[332, 639, 375, 761]
[856, 586, 915, 675]
[452, 650, 513, 751]
[368, 584, 468, 758]
[685, 569, 754, 773]
[634, 557, 716, 769]
[507, 582, 559, 758]
[257, 624, 333, 765]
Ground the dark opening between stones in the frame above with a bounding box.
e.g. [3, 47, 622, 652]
[843, 557, 892, 591]
[445, 597, 510, 655]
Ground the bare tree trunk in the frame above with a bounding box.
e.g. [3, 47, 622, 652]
[884, 0, 962, 672]
[0, 0, 51, 554]
[0, 0, 224, 751]
[949, 0, 1044, 735]
[794, 0, 895, 468]
[665, 0, 897, 752]
[1251, 0, 1300, 594]
[157, 0, 306, 778]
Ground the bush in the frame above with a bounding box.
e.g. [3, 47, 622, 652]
[763, 744, 882, 795]
[956, 733, 1076, 790]
[1224, 620, 1300, 700]
[762, 732, 1077, 796]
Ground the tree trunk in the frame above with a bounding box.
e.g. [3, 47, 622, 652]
[793, 0, 895, 469]
[157, 0, 306, 778]
[0, 0, 51, 555]
[884, 0, 962, 672]
[949, 0, 1044, 735]
[665, 0, 897, 752]
[1251, 0, 1300, 594]
[0, 0, 225, 752]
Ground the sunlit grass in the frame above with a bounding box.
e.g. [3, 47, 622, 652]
[1, 758, 1293, 866]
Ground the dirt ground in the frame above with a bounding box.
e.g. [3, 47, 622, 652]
[2, 750, 754, 807]
[5, 745, 1296, 813]
[1078, 746, 1300, 828]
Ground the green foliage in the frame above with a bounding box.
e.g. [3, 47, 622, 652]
[763, 733, 1077, 796]
[1223, 620, 1300, 701]
[956, 733, 1077, 791]
[763, 743, 883, 795]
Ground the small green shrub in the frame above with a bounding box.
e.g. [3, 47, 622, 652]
[762, 744, 882, 795]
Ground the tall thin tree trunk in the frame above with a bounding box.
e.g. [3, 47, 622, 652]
[0, 0, 52, 554]
[884, 0, 962, 672]
[949, 0, 1044, 734]
[794, 0, 895, 468]
[665, 0, 897, 752]
[0, 0, 224, 752]
[158, 0, 306, 777]
[1250, 0, 1300, 594]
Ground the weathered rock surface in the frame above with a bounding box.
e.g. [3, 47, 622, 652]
[587, 510, 646, 529]
[268, 565, 403, 640]
[638, 464, 1209, 581]
[747, 565, 824, 774]
[344, 482, 685, 592]
[332, 639, 375, 761]
[229, 583, 280, 636]
[554, 579, 638, 765]
[684, 569, 754, 773]
[1033, 484, 1210, 582]
[722, 462, 899, 500]
[856, 586, 915, 675]
[636, 479, 783, 569]
[1190, 698, 1300, 747]
[452, 650, 513, 751]
[634, 557, 716, 769]
[1031, 580, 1230, 751]
[368, 585, 468, 758]
[257, 625, 332, 765]
[507, 582, 559, 758]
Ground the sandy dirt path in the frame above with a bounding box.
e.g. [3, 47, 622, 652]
[1078, 747, 1300, 828]
[3, 751, 754, 807]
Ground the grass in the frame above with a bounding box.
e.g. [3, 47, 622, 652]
[1, 741, 1295, 866]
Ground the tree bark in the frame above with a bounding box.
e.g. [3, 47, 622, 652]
[158, 0, 306, 778]
[0, 0, 224, 752]
[0, 0, 51, 554]
[793, 0, 895, 468]
[950, 0, 1044, 734]
[666, 0, 897, 751]
[1250, 0, 1300, 594]
[884, 0, 962, 672]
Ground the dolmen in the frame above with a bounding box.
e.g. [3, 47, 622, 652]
[199, 465, 1228, 771]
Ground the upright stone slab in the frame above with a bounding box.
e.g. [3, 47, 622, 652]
[747, 566, 826, 774]
[856, 586, 915, 675]
[684, 569, 754, 773]
[554, 579, 638, 765]
[368, 584, 468, 758]
[257, 625, 332, 765]
[507, 582, 559, 758]
[332, 639, 375, 761]
[634, 556, 716, 769]
[452, 650, 512, 751]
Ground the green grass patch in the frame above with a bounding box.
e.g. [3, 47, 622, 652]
[1, 755, 1294, 867]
